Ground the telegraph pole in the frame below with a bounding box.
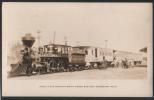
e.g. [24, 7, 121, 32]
[53, 31, 56, 45]
[76, 41, 79, 46]
[105, 40, 108, 48]
[64, 36, 67, 46]
[64, 36, 68, 54]
[37, 30, 41, 47]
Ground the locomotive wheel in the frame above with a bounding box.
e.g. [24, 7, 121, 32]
[30, 68, 34, 75]
[63, 68, 67, 72]
[32, 64, 37, 72]
[79, 66, 83, 71]
[73, 67, 77, 71]
[58, 59, 65, 72]
[26, 66, 33, 76]
[76, 66, 80, 71]
[37, 67, 42, 75]
[50, 59, 58, 73]
[59, 67, 63, 72]
[93, 63, 98, 69]
[50, 68, 54, 73]
[44, 62, 50, 73]
[56, 66, 60, 72]
[60, 66, 65, 72]
[90, 65, 94, 69]
[101, 62, 108, 69]
[69, 67, 72, 72]
[52, 69, 56, 73]
[66, 68, 70, 72]
[69, 67, 74, 72]
[90, 63, 94, 69]
[61, 66, 65, 72]
[77, 67, 80, 71]
[84, 65, 90, 70]
[98, 64, 103, 69]
[42, 67, 47, 73]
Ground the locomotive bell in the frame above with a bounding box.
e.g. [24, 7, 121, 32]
[22, 33, 35, 48]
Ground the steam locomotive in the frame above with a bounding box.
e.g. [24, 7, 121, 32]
[9, 34, 87, 76]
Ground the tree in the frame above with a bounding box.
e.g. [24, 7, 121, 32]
[139, 47, 147, 53]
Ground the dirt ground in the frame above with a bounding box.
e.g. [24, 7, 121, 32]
[9, 66, 147, 80]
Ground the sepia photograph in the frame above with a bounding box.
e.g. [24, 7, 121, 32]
[2, 2, 153, 97]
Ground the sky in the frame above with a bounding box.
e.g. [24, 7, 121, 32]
[3, 3, 152, 53]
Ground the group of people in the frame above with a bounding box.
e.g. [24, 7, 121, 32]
[111, 57, 132, 69]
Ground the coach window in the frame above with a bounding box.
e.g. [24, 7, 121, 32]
[47, 46, 50, 51]
[43, 46, 46, 53]
[57, 47, 60, 53]
[60, 47, 62, 53]
[102, 52, 104, 56]
[95, 48, 97, 57]
[85, 50, 88, 55]
[62, 48, 64, 54]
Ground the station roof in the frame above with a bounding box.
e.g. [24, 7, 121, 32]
[73, 46, 113, 50]
[73, 46, 91, 48]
